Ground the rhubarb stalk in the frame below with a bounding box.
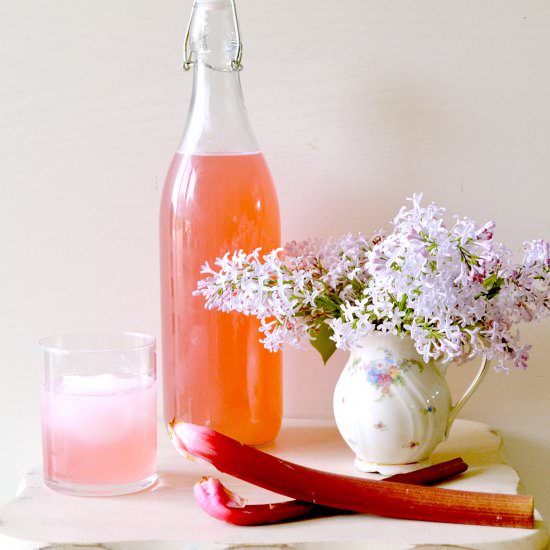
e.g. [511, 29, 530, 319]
[171, 421, 534, 529]
[194, 458, 468, 526]
[194, 477, 324, 525]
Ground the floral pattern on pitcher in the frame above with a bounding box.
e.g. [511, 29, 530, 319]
[357, 348, 424, 399]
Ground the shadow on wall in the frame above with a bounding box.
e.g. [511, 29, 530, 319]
[283, 346, 346, 420]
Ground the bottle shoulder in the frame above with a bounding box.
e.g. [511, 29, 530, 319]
[159, 151, 280, 249]
[161, 152, 278, 205]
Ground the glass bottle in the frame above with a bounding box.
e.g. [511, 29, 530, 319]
[159, 0, 282, 445]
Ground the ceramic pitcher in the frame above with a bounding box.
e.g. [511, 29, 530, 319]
[333, 333, 489, 474]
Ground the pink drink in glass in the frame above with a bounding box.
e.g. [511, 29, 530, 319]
[41, 373, 157, 491]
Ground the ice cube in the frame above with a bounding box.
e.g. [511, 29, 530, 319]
[60, 373, 143, 395]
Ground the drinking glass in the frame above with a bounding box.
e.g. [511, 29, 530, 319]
[40, 332, 157, 496]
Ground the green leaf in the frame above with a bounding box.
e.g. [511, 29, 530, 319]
[482, 273, 504, 299]
[314, 295, 341, 313]
[309, 322, 337, 364]
[482, 273, 498, 290]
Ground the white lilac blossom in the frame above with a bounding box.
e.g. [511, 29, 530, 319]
[195, 194, 550, 370]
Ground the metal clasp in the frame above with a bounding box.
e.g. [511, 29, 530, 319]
[183, 0, 243, 71]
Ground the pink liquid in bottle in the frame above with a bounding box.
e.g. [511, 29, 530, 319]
[41, 374, 157, 491]
[160, 152, 282, 445]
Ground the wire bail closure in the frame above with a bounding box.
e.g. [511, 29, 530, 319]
[183, 0, 243, 71]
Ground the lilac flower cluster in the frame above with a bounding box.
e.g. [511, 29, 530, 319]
[195, 233, 379, 354]
[195, 195, 550, 370]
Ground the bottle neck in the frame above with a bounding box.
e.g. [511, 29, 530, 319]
[178, 0, 258, 155]
[178, 62, 259, 155]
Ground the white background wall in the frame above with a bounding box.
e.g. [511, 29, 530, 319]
[2, 0, 550, 524]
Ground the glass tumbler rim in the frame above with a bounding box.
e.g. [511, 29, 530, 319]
[38, 332, 156, 355]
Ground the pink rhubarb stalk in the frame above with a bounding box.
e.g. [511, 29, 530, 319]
[194, 477, 322, 525]
[170, 421, 534, 529]
[194, 458, 468, 526]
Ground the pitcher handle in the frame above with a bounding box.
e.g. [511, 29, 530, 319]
[445, 355, 490, 438]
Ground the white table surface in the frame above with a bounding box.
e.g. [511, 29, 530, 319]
[0, 419, 548, 550]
